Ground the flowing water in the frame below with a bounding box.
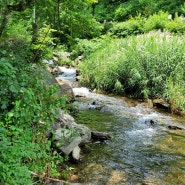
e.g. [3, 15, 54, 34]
[71, 89, 185, 185]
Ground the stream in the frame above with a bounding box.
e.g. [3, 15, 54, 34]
[56, 66, 185, 185]
[72, 89, 185, 185]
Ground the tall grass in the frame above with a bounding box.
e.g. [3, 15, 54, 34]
[80, 31, 185, 111]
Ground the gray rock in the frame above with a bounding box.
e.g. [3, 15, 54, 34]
[52, 110, 92, 144]
[55, 78, 75, 101]
[51, 110, 75, 129]
[72, 124, 91, 144]
[55, 128, 74, 140]
[91, 131, 111, 141]
[58, 136, 82, 155]
[36, 67, 74, 100]
[167, 125, 183, 130]
[72, 146, 81, 161]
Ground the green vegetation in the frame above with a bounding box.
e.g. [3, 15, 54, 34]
[80, 31, 185, 112]
[94, 0, 185, 22]
[0, 1, 68, 184]
[1, 0, 185, 184]
[0, 39, 67, 184]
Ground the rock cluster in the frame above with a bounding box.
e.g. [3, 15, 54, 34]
[49, 109, 110, 162]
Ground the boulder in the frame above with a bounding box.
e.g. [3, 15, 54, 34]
[52, 110, 92, 144]
[54, 134, 81, 155]
[58, 136, 81, 155]
[153, 99, 170, 110]
[51, 110, 92, 159]
[53, 126, 81, 154]
[36, 67, 74, 101]
[50, 109, 111, 163]
[55, 78, 75, 101]
[55, 128, 74, 140]
[72, 123, 92, 144]
[72, 146, 81, 161]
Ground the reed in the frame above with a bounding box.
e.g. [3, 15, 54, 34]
[80, 31, 185, 111]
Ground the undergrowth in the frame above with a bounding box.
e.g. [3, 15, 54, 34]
[0, 38, 67, 184]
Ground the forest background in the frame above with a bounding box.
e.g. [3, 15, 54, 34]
[0, 0, 185, 184]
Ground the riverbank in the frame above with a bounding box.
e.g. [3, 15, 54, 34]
[79, 31, 185, 115]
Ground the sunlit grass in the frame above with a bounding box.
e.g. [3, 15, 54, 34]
[80, 31, 185, 111]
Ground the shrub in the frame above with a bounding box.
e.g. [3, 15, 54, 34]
[0, 41, 67, 184]
[108, 11, 185, 38]
[109, 16, 144, 37]
[114, 3, 132, 21]
[165, 14, 185, 34]
[71, 35, 111, 60]
[0, 127, 32, 185]
[143, 11, 169, 32]
[31, 25, 57, 61]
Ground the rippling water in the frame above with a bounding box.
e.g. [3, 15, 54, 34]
[71, 89, 185, 185]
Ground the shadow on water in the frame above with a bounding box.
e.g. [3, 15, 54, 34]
[70, 90, 185, 185]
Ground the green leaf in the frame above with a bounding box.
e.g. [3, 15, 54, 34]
[1, 101, 8, 109]
[7, 112, 14, 118]
[9, 85, 18, 93]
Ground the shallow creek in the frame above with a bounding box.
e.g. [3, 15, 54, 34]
[55, 66, 185, 185]
[71, 88, 185, 185]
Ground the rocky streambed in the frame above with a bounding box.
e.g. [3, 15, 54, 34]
[45, 61, 185, 185]
[70, 89, 185, 185]
[45, 64, 111, 163]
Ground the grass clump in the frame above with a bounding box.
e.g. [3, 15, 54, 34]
[80, 31, 185, 112]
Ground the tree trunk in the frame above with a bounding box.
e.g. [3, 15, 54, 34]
[92, 3, 96, 17]
[57, 0, 61, 30]
[0, 7, 9, 37]
[32, 1, 38, 44]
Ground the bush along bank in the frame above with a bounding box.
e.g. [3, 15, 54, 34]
[107, 11, 185, 38]
[79, 31, 185, 114]
[0, 41, 71, 185]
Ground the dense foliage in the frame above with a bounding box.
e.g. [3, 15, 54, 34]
[1, 0, 185, 184]
[94, 0, 185, 22]
[0, 1, 67, 184]
[0, 38, 68, 184]
[80, 31, 185, 112]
